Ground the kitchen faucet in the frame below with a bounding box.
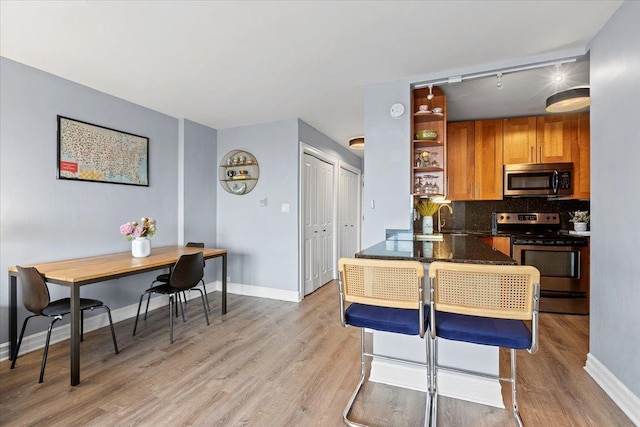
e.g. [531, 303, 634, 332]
[437, 204, 453, 233]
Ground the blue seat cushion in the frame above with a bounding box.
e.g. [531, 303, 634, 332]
[435, 312, 532, 349]
[345, 303, 429, 336]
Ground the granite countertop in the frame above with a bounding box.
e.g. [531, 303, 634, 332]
[356, 234, 516, 265]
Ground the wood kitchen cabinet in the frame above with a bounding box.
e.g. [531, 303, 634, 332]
[502, 117, 537, 164]
[447, 120, 503, 201]
[503, 115, 574, 164]
[572, 113, 590, 199]
[447, 121, 475, 200]
[473, 120, 503, 200]
[480, 236, 511, 256]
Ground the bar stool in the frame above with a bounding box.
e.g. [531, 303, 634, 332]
[427, 261, 540, 426]
[337, 257, 430, 427]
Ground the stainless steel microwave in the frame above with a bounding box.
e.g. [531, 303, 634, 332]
[503, 162, 573, 197]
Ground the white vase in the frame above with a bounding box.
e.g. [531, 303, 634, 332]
[131, 237, 151, 258]
[573, 222, 588, 232]
[422, 216, 434, 235]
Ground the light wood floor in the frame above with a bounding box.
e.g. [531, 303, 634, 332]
[0, 282, 632, 426]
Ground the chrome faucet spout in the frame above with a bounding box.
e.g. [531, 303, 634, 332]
[437, 204, 454, 233]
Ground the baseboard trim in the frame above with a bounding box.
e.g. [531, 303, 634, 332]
[369, 359, 504, 408]
[210, 280, 300, 302]
[0, 281, 300, 361]
[584, 353, 640, 425]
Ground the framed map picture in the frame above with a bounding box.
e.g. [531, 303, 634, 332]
[57, 116, 149, 186]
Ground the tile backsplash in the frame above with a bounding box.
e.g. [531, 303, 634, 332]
[430, 199, 590, 232]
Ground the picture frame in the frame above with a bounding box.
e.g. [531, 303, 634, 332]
[57, 115, 149, 186]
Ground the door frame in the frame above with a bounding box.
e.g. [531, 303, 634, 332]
[298, 142, 362, 300]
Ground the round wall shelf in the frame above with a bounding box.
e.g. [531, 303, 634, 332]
[219, 150, 259, 195]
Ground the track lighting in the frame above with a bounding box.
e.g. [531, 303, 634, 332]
[496, 73, 503, 89]
[427, 85, 434, 100]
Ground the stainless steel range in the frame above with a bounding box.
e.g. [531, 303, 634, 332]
[494, 212, 589, 315]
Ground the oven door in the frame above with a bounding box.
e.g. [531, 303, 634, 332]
[512, 244, 589, 314]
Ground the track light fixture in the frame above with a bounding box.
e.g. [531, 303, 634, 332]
[496, 73, 503, 89]
[427, 85, 434, 100]
[553, 63, 563, 82]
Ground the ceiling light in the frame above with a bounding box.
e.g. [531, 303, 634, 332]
[349, 136, 364, 150]
[553, 63, 563, 82]
[496, 73, 503, 89]
[546, 87, 590, 113]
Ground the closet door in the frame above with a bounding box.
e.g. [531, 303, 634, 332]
[303, 153, 334, 295]
[339, 167, 359, 258]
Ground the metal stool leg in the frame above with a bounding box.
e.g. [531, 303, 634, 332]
[343, 328, 367, 427]
[133, 293, 146, 336]
[511, 349, 524, 427]
[201, 281, 211, 312]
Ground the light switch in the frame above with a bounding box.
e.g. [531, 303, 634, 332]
[259, 198, 268, 207]
[281, 203, 290, 213]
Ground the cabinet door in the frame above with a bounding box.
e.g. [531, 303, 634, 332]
[447, 121, 475, 201]
[492, 236, 511, 256]
[536, 115, 574, 163]
[572, 113, 590, 199]
[474, 120, 504, 200]
[503, 117, 537, 164]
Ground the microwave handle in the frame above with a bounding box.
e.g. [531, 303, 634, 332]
[552, 170, 559, 194]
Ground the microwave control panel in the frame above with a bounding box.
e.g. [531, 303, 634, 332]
[559, 171, 572, 189]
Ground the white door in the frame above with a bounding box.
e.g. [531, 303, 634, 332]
[339, 167, 360, 258]
[303, 153, 335, 295]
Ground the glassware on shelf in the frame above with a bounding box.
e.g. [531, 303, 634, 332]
[421, 151, 430, 166]
[429, 152, 439, 168]
[414, 177, 422, 194]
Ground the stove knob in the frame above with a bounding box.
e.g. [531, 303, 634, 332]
[499, 215, 504, 220]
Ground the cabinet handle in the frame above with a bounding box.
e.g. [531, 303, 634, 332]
[539, 146, 543, 161]
[530, 146, 534, 162]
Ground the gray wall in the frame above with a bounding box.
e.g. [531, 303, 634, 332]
[363, 81, 413, 248]
[589, 0, 640, 396]
[0, 58, 218, 344]
[216, 119, 361, 296]
[183, 119, 218, 284]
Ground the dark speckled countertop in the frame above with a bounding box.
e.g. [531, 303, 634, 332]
[356, 234, 516, 265]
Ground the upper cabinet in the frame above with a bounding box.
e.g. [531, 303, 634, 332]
[503, 117, 537, 164]
[446, 120, 503, 201]
[572, 113, 590, 199]
[448, 112, 590, 201]
[411, 87, 447, 197]
[536, 115, 574, 163]
[474, 120, 504, 200]
[503, 115, 574, 164]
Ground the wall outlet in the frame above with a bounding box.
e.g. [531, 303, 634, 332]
[281, 203, 290, 213]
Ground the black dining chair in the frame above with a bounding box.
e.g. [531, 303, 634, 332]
[146, 242, 210, 313]
[11, 265, 119, 383]
[133, 252, 210, 343]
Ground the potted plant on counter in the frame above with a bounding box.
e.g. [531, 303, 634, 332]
[569, 210, 590, 232]
[415, 198, 439, 235]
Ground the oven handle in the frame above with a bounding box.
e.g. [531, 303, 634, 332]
[552, 170, 559, 194]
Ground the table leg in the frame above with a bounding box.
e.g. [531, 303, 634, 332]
[222, 253, 227, 314]
[9, 273, 17, 361]
[70, 283, 81, 386]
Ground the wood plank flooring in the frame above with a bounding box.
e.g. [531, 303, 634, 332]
[0, 282, 633, 426]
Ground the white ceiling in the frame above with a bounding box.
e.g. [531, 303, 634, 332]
[0, 1, 622, 155]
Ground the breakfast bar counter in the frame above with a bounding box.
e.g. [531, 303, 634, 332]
[352, 233, 516, 408]
[356, 233, 516, 265]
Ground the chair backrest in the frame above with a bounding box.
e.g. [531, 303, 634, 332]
[170, 252, 204, 291]
[428, 261, 540, 320]
[338, 258, 425, 309]
[16, 265, 51, 315]
[186, 242, 204, 248]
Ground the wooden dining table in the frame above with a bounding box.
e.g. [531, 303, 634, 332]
[8, 245, 227, 386]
